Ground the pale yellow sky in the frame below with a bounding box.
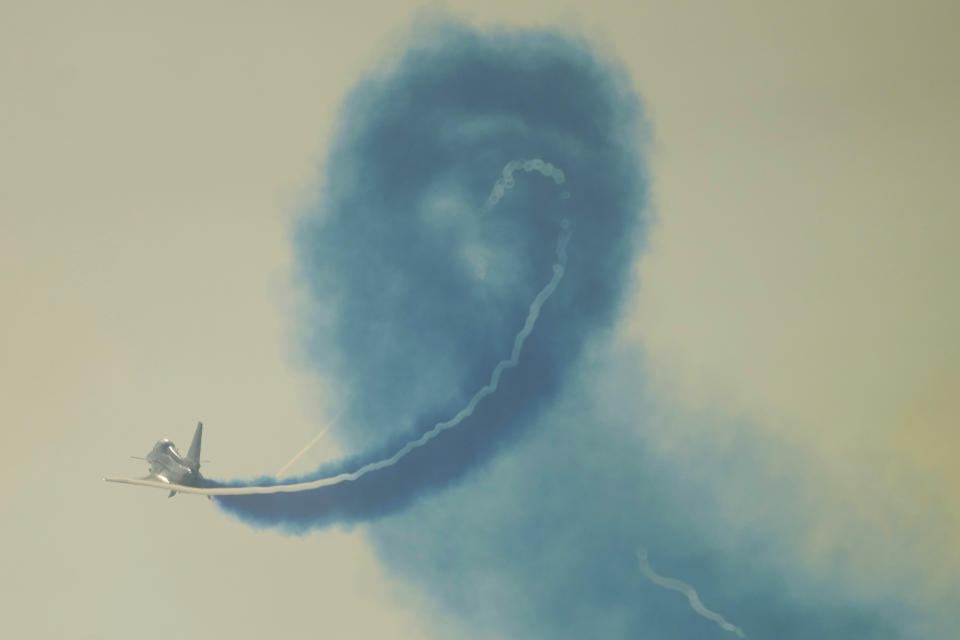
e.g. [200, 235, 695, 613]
[620, 1, 960, 602]
[1, 1, 957, 637]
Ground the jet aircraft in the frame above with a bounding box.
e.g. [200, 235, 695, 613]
[106, 423, 341, 497]
[107, 422, 204, 497]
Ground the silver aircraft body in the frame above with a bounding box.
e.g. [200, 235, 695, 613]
[108, 423, 204, 497]
[107, 423, 353, 496]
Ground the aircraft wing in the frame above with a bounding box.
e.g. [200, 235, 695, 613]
[105, 476, 227, 495]
[104, 476, 304, 496]
[106, 468, 357, 496]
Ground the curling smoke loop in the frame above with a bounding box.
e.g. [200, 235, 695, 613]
[485, 158, 567, 210]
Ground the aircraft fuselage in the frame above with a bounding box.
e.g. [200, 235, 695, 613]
[146, 438, 200, 486]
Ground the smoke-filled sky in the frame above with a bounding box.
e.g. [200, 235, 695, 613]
[1, 2, 958, 639]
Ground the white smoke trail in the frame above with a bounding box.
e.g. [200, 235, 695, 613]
[107, 161, 571, 497]
[276, 426, 332, 478]
[637, 548, 747, 638]
[275, 402, 350, 477]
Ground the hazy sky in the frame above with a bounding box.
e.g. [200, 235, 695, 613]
[1, 2, 957, 638]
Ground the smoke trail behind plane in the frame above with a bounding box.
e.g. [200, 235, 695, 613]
[149, 217, 568, 498]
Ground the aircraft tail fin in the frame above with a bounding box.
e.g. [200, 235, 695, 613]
[185, 422, 203, 471]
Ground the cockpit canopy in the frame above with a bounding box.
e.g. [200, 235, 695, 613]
[152, 439, 179, 455]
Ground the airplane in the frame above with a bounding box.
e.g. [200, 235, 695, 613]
[107, 422, 204, 497]
[106, 423, 345, 497]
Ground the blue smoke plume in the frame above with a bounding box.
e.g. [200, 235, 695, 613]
[212, 19, 921, 639]
[214, 23, 645, 528]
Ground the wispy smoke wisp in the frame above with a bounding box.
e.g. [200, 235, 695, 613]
[638, 549, 747, 638]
